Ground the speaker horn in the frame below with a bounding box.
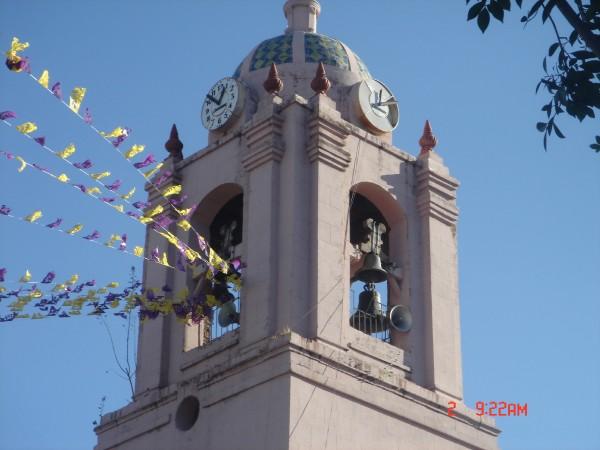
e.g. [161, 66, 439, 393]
[217, 300, 240, 328]
[388, 304, 412, 333]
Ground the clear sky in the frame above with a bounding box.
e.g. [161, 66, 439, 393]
[0, 1, 598, 449]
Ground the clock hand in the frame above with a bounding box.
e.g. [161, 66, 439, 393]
[372, 100, 398, 107]
[217, 85, 226, 104]
[206, 94, 220, 105]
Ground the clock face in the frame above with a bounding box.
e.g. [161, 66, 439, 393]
[355, 79, 399, 134]
[201, 77, 244, 131]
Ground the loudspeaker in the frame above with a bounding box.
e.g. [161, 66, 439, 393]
[388, 304, 412, 333]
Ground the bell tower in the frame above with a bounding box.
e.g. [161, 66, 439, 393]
[95, 2, 500, 449]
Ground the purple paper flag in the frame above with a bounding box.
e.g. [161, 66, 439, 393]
[83, 108, 93, 125]
[41, 272, 56, 283]
[84, 230, 100, 240]
[176, 254, 186, 272]
[32, 163, 49, 172]
[170, 194, 188, 206]
[105, 179, 122, 191]
[119, 234, 127, 251]
[85, 280, 96, 287]
[0, 268, 6, 282]
[73, 159, 93, 169]
[73, 183, 86, 193]
[133, 154, 156, 169]
[153, 214, 174, 228]
[46, 218, 62, 228]
[51, 82, 62, 99]
[132, 200, 149, 209]
[33, 136, 46, 146]
[155, 171, 172, 187]
[0, 111, 16, 121]
[0, 205, 11, 215]
[151, 247, 160, 262]
[100, 197, 116, 203]
[0, 151, 15, 160]
[126, 211, 141, 219]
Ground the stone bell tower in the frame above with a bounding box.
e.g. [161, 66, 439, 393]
[95, 1, 500, 449]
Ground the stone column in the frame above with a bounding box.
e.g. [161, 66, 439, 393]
[240, 97, 285, 344]
[306, 94, 351, 346]
[416, 150, 463, 400]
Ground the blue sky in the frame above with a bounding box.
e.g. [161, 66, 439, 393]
[0, 1, 598, 449]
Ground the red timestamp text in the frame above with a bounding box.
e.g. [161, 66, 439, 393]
[447, 401, 528, 417]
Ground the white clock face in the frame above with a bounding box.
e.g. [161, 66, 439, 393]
[201, 77, 243, 131]
[355, 79, 399, 134]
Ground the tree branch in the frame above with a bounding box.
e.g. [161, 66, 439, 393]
[554, 0, 600, 56]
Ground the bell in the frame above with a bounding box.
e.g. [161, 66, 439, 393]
[217, 300, 240, 328]
[355, 252, 388, 284]
[350, 283, 387, 334]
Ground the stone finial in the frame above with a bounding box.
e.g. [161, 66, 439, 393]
[284, 0, 321, 33]
[165, 124, 183, 161]
[263, 63, 284, 95]
[418, 120, 438, 156]
[311, 62, 331, 95]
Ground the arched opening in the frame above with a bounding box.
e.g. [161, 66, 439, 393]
[183, 184, 244, 351]
[348, 183, 408, 346]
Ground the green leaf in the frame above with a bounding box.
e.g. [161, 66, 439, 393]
[548, 42, 559, 56]
[468, 1, 486, 20]
[582, 60, 600, 73]
[542, 0, 556, 23]
[543, 56, 547, 73]
[569, 30, 578, 45]
[516, 0, 523, 7]
[499, 0, 511, 10]
[477, 8, 491, 32]
[596, 136, 600, 144]
[591, 143, 600, 152]
[489, 1, 505, 21]
[543, 132, 548, 150]
[553, 123, 565, 138]
[573, 50, 595, 60]
[528, 0, 544, 19]
[536, 122, 547, 131]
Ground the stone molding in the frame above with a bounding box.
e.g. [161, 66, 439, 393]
[416, 157, 459, 226]
[306, 113, 351, 171]
[241, 114, 285, 171]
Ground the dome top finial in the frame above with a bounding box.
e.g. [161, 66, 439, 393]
[283, 0, 321, 33]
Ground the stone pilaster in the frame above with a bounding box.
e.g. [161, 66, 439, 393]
[416, 150, 463, 400]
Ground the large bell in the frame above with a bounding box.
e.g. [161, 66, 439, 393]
[350, 283, 387, 334]
[217, 300, 240, 328]
[355, 252, 388, 283]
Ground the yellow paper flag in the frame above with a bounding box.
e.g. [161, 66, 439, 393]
[69, 87, 86, 114]
[16, 156, 27, 173]
[57, 173, 69, 183]
[6, 37, 29, 57]
[121, 187, 136, 200]
[90, 171, 110, 180]
[107, 282, 119, 288]
[57, 143, 76, 159]
[139, 216, 154, 225]
[143, 162, 163, 179]
[38, 70, 49, 88]
[19, 270, 31, 283]
[87, 187, 101, 196]
[66, 224, 83, 235]
[15, 122, 37, 135]
[160, 252, 170, 266]
[124, 144, 144, 159]
[112, 204, 125, 213]
[66, 274, 79, 285]
[101, 127, 126, 138]
[133, 246, 144, 257]
[25, 210, 42, 223]
[163, 185, 182, 197]
[177, 219, 191, 231]
[146, 204, 164, 218]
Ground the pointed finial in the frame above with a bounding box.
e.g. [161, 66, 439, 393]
[418, 120, 437, 156]
[263, 63, 284, 95]
[165, 124, 183, 161]
[311, 62, 331, 95]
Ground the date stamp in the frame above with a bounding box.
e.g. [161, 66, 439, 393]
[447, 401, 528, 417]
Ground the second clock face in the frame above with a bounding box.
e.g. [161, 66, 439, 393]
[201, 77, 243, 131]
[355, 79, 399, 134]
